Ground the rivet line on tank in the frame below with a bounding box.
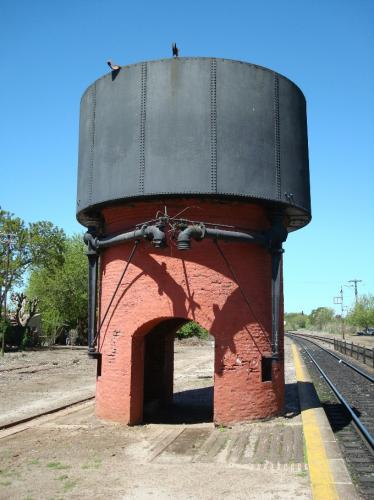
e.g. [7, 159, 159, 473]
[273, 74, 281, 200]
[89, 83, 97, 205]
[139, 62, 147, 194]
[210, 59, 217, 193]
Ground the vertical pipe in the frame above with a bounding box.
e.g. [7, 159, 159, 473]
[85, 229, 98, 357]
[271, 247, 283, 359]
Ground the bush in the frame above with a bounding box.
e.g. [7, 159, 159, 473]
[0, 317, 11, 347]
[0, 320, 25, 348]
[309, 307, 334, 330]
[347, 294, 374, 331]
[21, 327, 40, 349]
[175, 321, 209, 340]
[285, 312, 309, 330]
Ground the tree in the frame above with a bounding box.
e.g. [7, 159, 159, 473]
[0, 209, 65, 353]
[285, 312, 309, 330]
[309, 307, 334, 330]
[347, 294, 374, 332]
[11, 292, 38, 327]
[27, 235, 88, 344]
[0, 210, 65, 310]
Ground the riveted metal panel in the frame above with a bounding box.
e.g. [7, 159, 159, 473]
[278, 77, 311, 215]
[92, 66, 141, 205]
[77, 57, 311, 230]
[144, 59, 211, 194]
[77, 84, 96, 213]
[216, 61, 275, 199]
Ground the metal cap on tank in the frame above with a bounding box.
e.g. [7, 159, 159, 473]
[77, 57, 311, 231]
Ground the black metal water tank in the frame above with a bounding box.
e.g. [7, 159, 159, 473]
[77, 57, 310, 230]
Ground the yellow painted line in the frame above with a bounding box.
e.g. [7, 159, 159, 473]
[292, 343, 339, 500]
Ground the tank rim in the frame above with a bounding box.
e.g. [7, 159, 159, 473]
[76, 193, 311, 232]
[80, 56, 306, 104]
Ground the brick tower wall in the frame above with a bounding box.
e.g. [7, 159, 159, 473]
[95, 199, 284, 425]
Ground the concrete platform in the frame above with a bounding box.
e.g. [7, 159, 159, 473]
[291, 341, 358, 500]
[0, 338, 358, 499]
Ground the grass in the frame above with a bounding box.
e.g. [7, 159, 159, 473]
[0, 480, 12, 486]
[303, 437, 308, 464]
[62, 479, 78, 492]
[81, 458, 102, 470]
[29, 459, 39, 465]
[55, 474, 69, 481]
[0, 468, 15, 478]
[297, 471, 307, 478]
[46, 462, 71, 470]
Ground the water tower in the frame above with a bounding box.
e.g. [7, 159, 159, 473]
[77, 57, 310, 425]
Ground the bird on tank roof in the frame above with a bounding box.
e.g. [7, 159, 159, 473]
[107, 60, 121, 71]
[172, 43, 179, 57]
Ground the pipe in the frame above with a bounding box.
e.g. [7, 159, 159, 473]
[85, 228, 99, 358]
[268, 213, 287, 360]
[270, 247, 283, 360]
[205, 227, 267, 246]
[144, 225, 165, 248]
[177, 225, 205, 250]
[177, 224, 267, 250]
[97, 228, 145, 248]
[84, 224, 166, 250]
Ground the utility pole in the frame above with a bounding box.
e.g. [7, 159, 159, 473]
[333, 286, 345, 340]
[347, 279, 362, 304]
[0, 232, 16, 356]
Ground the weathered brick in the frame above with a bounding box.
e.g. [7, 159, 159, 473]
[95, 199, 284, 425]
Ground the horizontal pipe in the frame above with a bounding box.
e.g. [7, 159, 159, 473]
[84, 224, 166, 250]
[205, 227, 267, 246]
[97, 228, 145, 248]
[177, 224, 267, 250]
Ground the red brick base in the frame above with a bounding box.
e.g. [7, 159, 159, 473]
[95, 199, 284, 425]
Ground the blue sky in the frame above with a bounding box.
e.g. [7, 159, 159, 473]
[1, 0, 373, 314]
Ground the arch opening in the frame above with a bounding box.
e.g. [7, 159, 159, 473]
[140, 318, 214, 424]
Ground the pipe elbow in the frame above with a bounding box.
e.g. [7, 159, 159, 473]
[83, 232, 98, 254]
[144, 225, 166, 248]
[177, 225, 205, 250]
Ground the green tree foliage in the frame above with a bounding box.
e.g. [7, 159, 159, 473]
[0, 209, 65, 314]
[309, 307, 335, 330]
[284, 312, 309, 330]
[176, 321, 209, 340]
[346, 294, 374, 331]
[27, 235, 88, 343]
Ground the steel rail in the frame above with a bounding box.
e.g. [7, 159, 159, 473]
[299, 342, 374, 451]
[0, 397, 95, 434]
[287, 330, 334, 345]
[288, 332, 374, 383]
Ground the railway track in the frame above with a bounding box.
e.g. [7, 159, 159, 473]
[0, 397, 95, 437]
[288, 331, 374, 368]
[288, 333, 374, 499]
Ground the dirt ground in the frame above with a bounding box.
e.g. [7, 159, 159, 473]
[0, 340, 310, 500]
[0, 347, 96, 428]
